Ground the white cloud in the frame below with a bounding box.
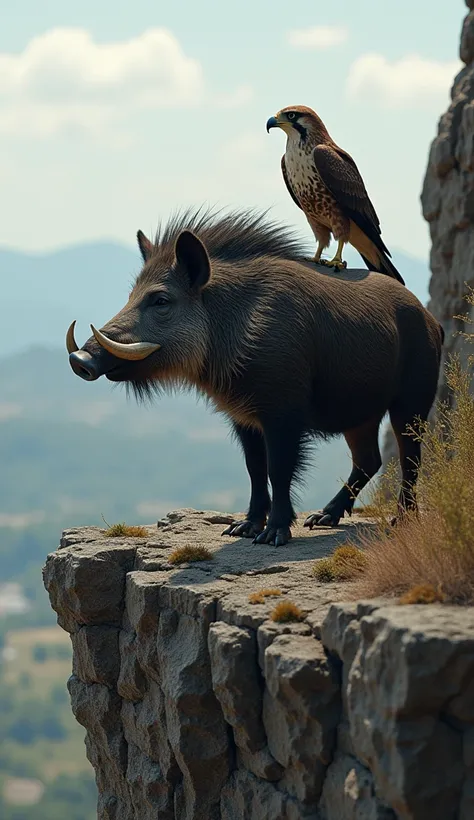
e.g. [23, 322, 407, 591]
[288, 26, 348, 50]
[0, 27, 250, 137]
[346, 53, 462, 109]
[214, 84, 254, 109]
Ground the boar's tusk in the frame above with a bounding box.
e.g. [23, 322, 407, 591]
[66, 321, 79, 354]
[90, 324, 161, 361]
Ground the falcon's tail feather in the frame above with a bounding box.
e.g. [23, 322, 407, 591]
[359, 254, 375, 271]
[348, 221, 405, 285]
[376, 253, 405, 285]
[359, 252, 405, 286]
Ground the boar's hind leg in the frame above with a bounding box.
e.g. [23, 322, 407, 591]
[253, 412, 306, 547]
[305, 418, 382, 529]
[223, 424, 271, 539]
[389, 406, 424, 523]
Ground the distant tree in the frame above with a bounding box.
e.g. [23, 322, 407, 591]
[49, 684, 68, 705]
[0, 682, 15, 713]
[40, 715, 67, 741]
[32, 645, 48, 663]
[7, 717, 36, 744]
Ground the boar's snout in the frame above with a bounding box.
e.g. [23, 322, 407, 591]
[69, 350, 101, 381]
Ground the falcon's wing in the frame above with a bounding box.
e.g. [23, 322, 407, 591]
[313, 144, 392, 258]
[281, 155, 303, 211]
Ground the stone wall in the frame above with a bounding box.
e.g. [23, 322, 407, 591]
[43, 509, 474, 820]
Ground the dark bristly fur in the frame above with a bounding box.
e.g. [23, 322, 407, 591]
[150, 206, 309, 265]
[72, 206, 444, 547]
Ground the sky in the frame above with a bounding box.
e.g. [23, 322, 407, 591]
[0, 0, 465, 259]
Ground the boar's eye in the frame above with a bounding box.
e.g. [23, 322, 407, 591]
[148, 292, 170, 308]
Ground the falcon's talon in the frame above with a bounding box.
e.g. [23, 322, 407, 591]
[315, 257, 346, 273]
[315, 258, 332, 267]
[328, 259, 347, 271]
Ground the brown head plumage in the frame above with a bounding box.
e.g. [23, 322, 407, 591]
[266, 105, 331, 144]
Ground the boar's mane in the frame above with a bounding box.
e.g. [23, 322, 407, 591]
[143, 206, 309, 267]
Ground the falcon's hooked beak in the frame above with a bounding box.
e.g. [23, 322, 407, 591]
[266, 113, 294, 135]
[266, 115, 279, 133]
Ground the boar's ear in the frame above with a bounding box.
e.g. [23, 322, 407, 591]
[174, 230, 211, 290]
[137, 230, 154, 262]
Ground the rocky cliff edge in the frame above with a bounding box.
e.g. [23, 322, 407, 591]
[43, 509, 474, 820]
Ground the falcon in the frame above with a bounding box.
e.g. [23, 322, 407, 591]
[266, 105, 404, 284]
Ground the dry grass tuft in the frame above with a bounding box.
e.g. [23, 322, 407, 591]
[248, 588, 282, 605]
[104, 522, 149, 538]
[399, 583, 446, 605]
[270, 601, 304, 623]
[313, 545, 367, 583]
[312, 557, 337, 583]
[349, 346, 474, 605]
[168, 544, 213, 565]
[353, 504, 380, 518]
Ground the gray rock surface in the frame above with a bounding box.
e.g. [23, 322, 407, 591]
[382, 2, 473, 466]
[43, 508, 474, 819]
[420, 1, 474, 388]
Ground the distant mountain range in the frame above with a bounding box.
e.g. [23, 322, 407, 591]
[0, 241, 140, 358]
[0, 238, 430, 357]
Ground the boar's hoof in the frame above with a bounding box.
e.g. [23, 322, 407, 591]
[222, 519, 265, 539]
[304, 511, 340, 529]
[253, 526, 292, 547]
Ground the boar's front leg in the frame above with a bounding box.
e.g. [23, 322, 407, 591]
[253, 412, 305, 547]
[222, 424, 271, 539]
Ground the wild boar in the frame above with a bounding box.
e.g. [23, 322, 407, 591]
[67, 208, 443, 546]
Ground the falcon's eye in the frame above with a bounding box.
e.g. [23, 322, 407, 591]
[287, 112, 297, 121]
